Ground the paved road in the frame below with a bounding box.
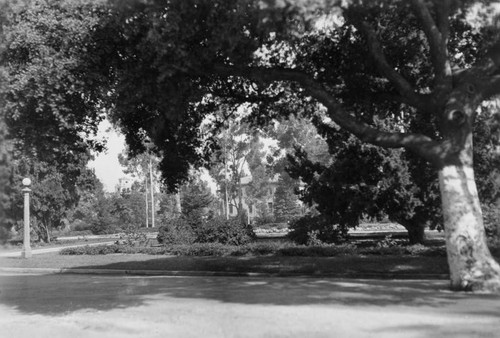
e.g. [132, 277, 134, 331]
[1, 273, 499, 338]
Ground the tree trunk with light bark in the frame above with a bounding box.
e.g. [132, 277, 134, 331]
[433, 65, 500, 292]
[439, 164, 500, 291]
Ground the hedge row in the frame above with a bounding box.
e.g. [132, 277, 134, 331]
[60, 242, 447, 257]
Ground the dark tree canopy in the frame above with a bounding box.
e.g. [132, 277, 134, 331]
[2, 0, 108, 167]
[85, 0, 500, 190]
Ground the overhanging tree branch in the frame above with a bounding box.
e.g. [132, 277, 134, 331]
[455, 40, 500, 99]
[212, 64, 443, 164]
[435, 0, 450, 42]
[485, 75, 500, 98]
[410, 0, 452, 90]
[355, 21, 426, 110]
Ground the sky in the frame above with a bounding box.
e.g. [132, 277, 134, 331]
[87, 120, 127, 192]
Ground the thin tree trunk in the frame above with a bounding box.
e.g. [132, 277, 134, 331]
[45, 224, 51, 243]
[145, 179, 149, 228]
[175, 192, 182, 215]
[439, 164, 500, 292]
[238, 178, 246, 224]
[224, 184, 229, 220]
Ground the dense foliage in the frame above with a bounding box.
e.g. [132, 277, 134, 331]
[272, 174, 302, 223]
[157, 216, 254, 246]
[1, 0, 109, 242]
[288, 214, 348, 245]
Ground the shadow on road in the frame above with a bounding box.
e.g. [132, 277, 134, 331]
[2, 273, 500, 319]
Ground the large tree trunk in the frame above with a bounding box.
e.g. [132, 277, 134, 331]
[401, 221, 426, 245]
[439, 164, 500, 292]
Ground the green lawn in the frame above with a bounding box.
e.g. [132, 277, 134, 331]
[1, 229, 496, 279]
[0, 251, 453, 278]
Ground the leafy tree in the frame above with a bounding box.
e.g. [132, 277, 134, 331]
[209, 120, 264, 219]
[288, 131, 436, 244]
[89, 193, 120, 235]
[0, 1, 15, 242]
[224, 123, 253, 219]
[180, 175, 215, 224]
[287, 103, 500, 245]
[1, 0, 109, 240]
[0, 118, 11, 243]
[273, 174, 302, 223]
[157, 191, 183, 222]
[7, 157, 90, 242]
[17, 0, 500, 291]
[243, 142, 275, 216]
[118, 147, 164, 226]
[2, 0, 107, 166]
[109, 190, 147, 231]
[265, 114, 332, 168]
[70, 169, 106, 232]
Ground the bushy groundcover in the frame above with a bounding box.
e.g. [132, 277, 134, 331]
[60, 242, 447, 257]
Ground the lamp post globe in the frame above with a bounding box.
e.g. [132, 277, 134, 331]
[22, 178, 31, 187]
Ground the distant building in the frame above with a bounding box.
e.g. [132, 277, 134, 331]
[224, 175, 281, 223]
[116, 176, 133, 193]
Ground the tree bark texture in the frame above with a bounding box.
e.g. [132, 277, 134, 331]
[402, 222, 426, 245]
[439, 164, 500, 292]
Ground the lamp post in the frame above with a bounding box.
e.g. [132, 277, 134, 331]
[149, 157, 155, 228]
[21, 178, 32, 259]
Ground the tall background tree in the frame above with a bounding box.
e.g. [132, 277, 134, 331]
[0, 0, 12, 242]
[1, 0, 109, 240]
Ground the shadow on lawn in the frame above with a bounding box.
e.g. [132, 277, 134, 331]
[72, 255, 452, 275]
[1, 267, 500, 319]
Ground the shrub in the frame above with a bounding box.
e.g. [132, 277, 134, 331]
[0, 227, 11, 245]
[60, 244, 169, 255]
[245, 241, 287, 255]
[278, 243, 357, 257]
[404, 244, 428, 256]
[90, 216, 121, 235]
[306, 230, 323, 246]
[71, 220, 94, 232]
[360, 245, 406, 256]
[193, 216, 254, 245]
[59, 241, 448, 257]
[376, 235, 400, 249]
[157, 217, 196, 245]
[253, 213, 276, 226]
[60, 244, 121, 255]
[483, 203, 500, 240]
[166, 243, 235, 256]
[288, 214, 347, 245]
[357, 243, 447, 256]
[121, 231, 148, 247]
